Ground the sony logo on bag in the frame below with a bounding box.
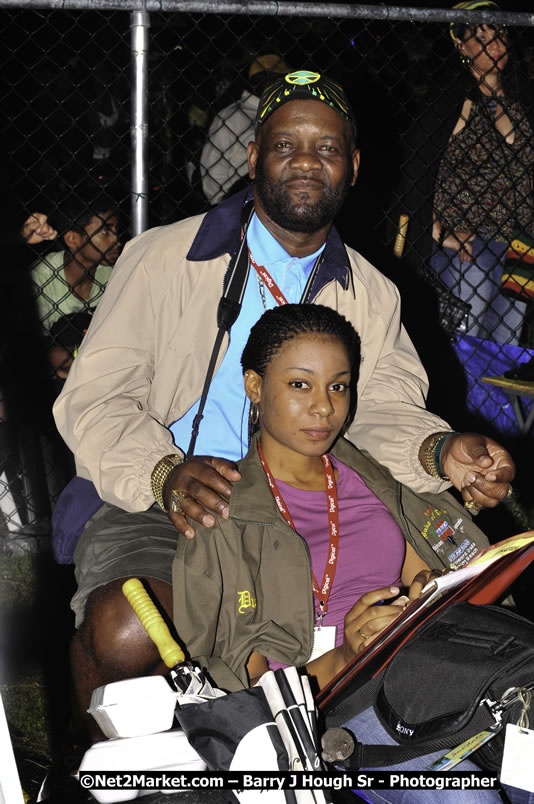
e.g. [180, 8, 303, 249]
[396, 721, 415, 737]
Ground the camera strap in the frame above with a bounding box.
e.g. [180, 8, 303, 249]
[185, 200, 254, 459]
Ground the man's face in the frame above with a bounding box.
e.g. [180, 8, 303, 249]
[72, 211, 121, 269]
[248, 99, 360, 234]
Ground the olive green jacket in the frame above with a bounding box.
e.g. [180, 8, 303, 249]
[173, 436, 489, 692]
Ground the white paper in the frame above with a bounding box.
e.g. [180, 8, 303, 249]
[500, 723, 534, 793]
[308, 625, 337, 663]
[419, 531, 534, 609]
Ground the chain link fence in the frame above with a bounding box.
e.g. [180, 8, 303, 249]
[1, 2, 533, 540]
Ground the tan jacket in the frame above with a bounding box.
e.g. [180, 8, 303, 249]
[53, 190, 451, 512]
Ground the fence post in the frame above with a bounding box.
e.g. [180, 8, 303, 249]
[130, 5, 150, 236]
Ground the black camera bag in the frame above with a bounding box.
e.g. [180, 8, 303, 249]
[325, 602, 534, 771]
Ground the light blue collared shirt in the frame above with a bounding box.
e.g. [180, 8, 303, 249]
[170, 212, 325, 460]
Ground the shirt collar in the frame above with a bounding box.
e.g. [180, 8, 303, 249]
[186, 186, 351, 292]
[247, 210, 324, 278]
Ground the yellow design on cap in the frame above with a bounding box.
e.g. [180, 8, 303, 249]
[285, 70, 321, 86]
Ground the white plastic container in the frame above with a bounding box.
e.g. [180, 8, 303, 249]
[78, 729, 207, 803]
[88, 676, 180, 738]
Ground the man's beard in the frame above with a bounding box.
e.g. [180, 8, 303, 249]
[254, 159, 353, 234]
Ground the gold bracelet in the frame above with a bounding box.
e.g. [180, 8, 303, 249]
[422, 432, 455, 481]
[151, 454, 184, 512]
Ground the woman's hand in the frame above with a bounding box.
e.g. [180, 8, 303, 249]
[306, 586, 409, 689]
[432, 218, 475, 264]
[407, 568, 447, 601]
[306, 585, 408, 689]
[341, 586, 409, 663]
[440, 230, 475, 264]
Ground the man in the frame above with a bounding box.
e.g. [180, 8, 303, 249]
[31, 193, 122, 379]
[200, 53, 289, 205]
[54, 71, 513, 742]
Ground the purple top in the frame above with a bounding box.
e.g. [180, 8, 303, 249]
[267, 457, 405, 670]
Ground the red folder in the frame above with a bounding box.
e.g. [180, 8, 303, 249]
[317, 538, 534, 714]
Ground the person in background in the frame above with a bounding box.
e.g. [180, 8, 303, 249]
[30, 191, 122, 380]
[396, 0, 534, 345]
[200, 53, 289, 205]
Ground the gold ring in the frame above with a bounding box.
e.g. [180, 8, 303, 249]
[170, 490, 186, 515]
[464, 499, 482, 515]
[358, 628, 370, 640]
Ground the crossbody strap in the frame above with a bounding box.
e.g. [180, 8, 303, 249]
[342, 702, 497, 768]
[185, 200, 254, 459]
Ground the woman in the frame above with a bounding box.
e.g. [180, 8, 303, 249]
[171, 304, 512, 801]
[398, 0, 534, 345]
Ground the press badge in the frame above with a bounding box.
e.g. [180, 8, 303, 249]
[309, 625, 337, 662]
[428, 726, 501, 771]
[500, 724, 534, 792]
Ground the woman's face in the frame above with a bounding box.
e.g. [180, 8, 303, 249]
[459, 24, 509, 77]
[245, 333, 352, 461]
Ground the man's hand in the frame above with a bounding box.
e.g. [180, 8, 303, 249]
[440, 433, 514, 510]
[163, 456, 241, 539]
[22, 213, 57, 244]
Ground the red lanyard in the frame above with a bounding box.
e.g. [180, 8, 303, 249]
[257, 441, 340, 621]
[248, 249, 289, 306]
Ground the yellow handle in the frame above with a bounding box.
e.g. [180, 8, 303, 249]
[122, 578, 185, 668]
[393, 214, 409, 258]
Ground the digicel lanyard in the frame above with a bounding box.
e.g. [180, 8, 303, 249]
[247, 242, 327, 312]
[248, 249, 289, 306]
[249, 236, 338, 625]
[257, 440, 340, 625]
